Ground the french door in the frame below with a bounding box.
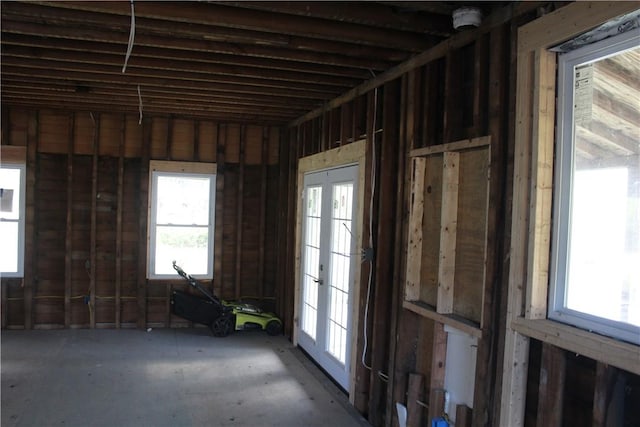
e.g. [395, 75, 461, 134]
[298, 164, 358, 391]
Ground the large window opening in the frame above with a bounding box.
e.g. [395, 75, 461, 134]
[0, 163, 26, 278]
[148, 161, 216, 279]
[550, 28, 640, 344]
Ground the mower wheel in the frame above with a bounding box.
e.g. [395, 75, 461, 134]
[265, 320, 282, 336]
[211, 314, 234, 337]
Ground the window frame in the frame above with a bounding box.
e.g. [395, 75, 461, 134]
[549, 29, 640, 345]
[147, 161, 216, 280]
[0, 161, 26, 278]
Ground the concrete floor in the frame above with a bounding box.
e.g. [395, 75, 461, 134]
[1, 328, 369, 427]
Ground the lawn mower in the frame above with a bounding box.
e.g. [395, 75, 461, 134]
[171, 261, 282, 337]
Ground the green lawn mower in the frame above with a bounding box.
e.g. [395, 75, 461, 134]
[171, 261, 282, 337]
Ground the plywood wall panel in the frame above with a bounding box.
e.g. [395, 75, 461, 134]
[419, 154, 442, 306]
[453, 147, 489, 323]
[198, 121, 217, 163]
[150, 117, 169, 159]
[225, 124, 241, 164]
[73, 113, 95, 155]
[98, 114, 121, 157]
[124, 116, 143, 158]
[8, 108, 28, 146]
[170, 118, 194, 161]
[245, 125, 263, 165]
[38, 111, 69, 154]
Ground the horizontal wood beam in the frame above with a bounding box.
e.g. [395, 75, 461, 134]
[0, 32, 372, 79]
[1, 77, 320, 110]
[0, 66, 336, 101]
[1, 45, 360, 87]
[35, 1, 436, 51]
[0, 57, 346, 95]
[289, 1, 542, 127]
[222, 1, 453, 36]
[0, 15, 396, 69]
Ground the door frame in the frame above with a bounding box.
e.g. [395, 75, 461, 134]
[293, 139, 366, 401]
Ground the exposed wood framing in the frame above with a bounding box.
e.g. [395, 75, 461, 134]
[64, 113, 74, 328]
[406, 373, 425, 427]
[214, 124, 226, 294]
[137, 119, 151, 329]
[289, 2, 541, 127]
[405, 158, 425, 301]
[427, 322, 447, 422]
[385, 73, 410, 427]
[437, 151, 459, 314]
[500, 3, 640, 425]
[23, 111, 38, 329]
[115, 115, 125, 328]
[258, 127, 268, 299]
[235, 126, 245, 300]
[535, 343, 566, 427]
[90, 114, 99, 329]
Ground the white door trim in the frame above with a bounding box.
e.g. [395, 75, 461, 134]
[293, 139, 366, 401]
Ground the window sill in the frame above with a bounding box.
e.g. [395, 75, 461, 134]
[511, 317, 640, 375]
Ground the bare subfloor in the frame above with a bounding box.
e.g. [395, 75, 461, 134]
[1, 328, 369, 427]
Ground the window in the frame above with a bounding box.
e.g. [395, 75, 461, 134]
[0, 163, 26, 278]
[549, 29, 640, 344]
[148, 161, 216, 279]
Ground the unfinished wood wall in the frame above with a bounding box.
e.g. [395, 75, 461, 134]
[281, 5, 640, 426]
[1, 107, 281, 329]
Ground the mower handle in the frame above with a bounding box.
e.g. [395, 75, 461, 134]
[172, 260, 188, 279]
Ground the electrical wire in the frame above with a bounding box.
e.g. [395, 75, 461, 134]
[122, 0, 136, 73]
[361, 71, 378, 371]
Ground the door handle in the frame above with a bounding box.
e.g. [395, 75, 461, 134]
[313, 278, 324, 285]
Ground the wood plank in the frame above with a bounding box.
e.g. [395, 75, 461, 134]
[511, 318, 640, 375]
[385, 74, 411, 427]
[592, 362, 618, 427]
[214, 124, 226, 294]
[456, 405, 473, 427]
[137, 119, 151, 329]
[258, 127, 268, 299]
[474, 24, 507, 427]
[115, 114, 125, 328]
[498, 47, 535, 427]
[64, 113, 74, 328]
[427, 322, 447, 423]
[405, 157, 425, 301]
[235, 126, 245, 300]
[368, 80, 400, 425]
[403, 300, 482, 339]
[525, 48, 556, 320]
[535, 343, 566, 427]
[437, 151, 458, 314]
[410, 136, 491, 157]
[90, 114, 99, 329]
[518, 2, 639, 52]
[0, 145, 27, 162]
[406, 373, 425, 427]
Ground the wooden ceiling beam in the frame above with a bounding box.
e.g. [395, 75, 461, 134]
[2, 77, 321, 110]
[0, 32, 372, 80]
[34, 1, 435, 51]
[0, 56, 348, 95]
[0, 87, 304, 117]
[1, 97, 289, 123]
[1, 44, 362, 87]
[221, 1, 453, 36]
[2, 17, 400, 70]
[0, 66, 336, 101]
